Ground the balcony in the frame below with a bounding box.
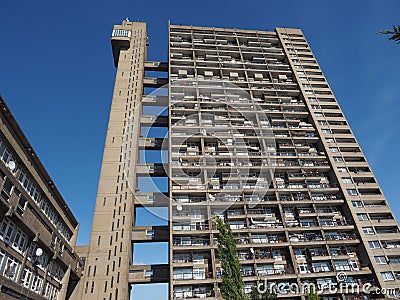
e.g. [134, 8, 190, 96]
[289, 233, 324, 243]
[173, 237, 211, 248]
[172, 223, 211, 232]
[173, 287, 215, 299]
[249, 218, 283, 229]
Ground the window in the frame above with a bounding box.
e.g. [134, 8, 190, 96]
[45, 282, 59, 299]
[28, 245, 49, 270]
[326, 138, 334, 143]
[363, 227, 374, 235]
[18, 170, 41, 202]
[334, 260, 351, 271]
[389, 257, 400, 264]
[381, 271, 394, 281]
[0, 218, 27, 254]
[2, 178, 14, 196]
[0, 144, 16, 171]
[1, 253, 20, 281]
[295, 249, 307, 260]
[338, 167, 347, 173]
[112, 29, 131, 38]
[329, 147, 339, 153]
[0, 218, 14, 243]
[30, 273, 43, 293]
[17, 196, 27, 213]
[12, 228, 27, 253]
[342, 178, 352, 184]
[49, 262, 65, 282]
[352, 201, 362, 208]
[312, 261, 331, 272]
[358, 214, 368, 221]
[21, 268, 33, 288]
[333, 157, 343, 162]
[368, 241, 380, 249]
[298, 263, 310, 274]
[321, 129, 331, 134]
[375, 256, 387, 265]
[347, 189, 358, 196]
[41, 201, 59, 226]
[311, 105, 320, 109]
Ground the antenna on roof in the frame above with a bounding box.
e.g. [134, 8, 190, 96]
[125, 17, 130, 22]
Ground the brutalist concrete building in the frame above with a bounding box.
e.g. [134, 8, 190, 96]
[77, 20, 400, 300]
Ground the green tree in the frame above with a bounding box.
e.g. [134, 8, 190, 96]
[306, 285, 320, 300]
[377, 25, 400, 44]
[216, 217, 249, 300]
[250, 282, 277, 300]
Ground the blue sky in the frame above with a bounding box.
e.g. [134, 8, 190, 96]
[1, 1, 399, 299]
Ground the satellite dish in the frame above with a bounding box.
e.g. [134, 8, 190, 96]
[176, 205, 183, 211]
[7, 161, 16, 170]
[35, 247, 43, 257]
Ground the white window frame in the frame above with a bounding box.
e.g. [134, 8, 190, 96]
[369, 241, 380, 249]
[381, 271, 394, 281]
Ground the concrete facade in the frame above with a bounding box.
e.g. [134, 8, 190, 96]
[80, 21, 400, 300]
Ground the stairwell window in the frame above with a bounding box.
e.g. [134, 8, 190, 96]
[352, 201, 362, 208]
[363, 227, 374, 235]
[368, 241, 380, 249]
[342, 178, 352, 184]
[347, 189, 358, 196]
[381, 271, 394, 281]
[375, 256, 387, 264]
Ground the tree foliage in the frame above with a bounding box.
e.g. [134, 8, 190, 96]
[216, 217, 249, 300]
[306, 285, 320, 300]
[250, 282, 277, 300]
[377, 25, 400, 44]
